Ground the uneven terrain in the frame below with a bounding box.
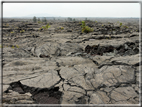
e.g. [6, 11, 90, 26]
[1, 18, 141, 106]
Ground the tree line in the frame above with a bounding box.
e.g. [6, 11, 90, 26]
[33, 16, 80, 23]
[33, 16, 47, 23]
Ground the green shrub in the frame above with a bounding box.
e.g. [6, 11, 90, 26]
[120, 22, 122, 27]
[41, 23, 50, 31]
[11, 31, 14, 34]
[16, 45, 19, 48]
[81, 21, 86, 28]
[11, 45, 15, 49]
[20, 30, 25, 33]
[0, 45, 2, 48]
[122, 25, 128, 28]
[81, 21, 93, 33]
[83, 26, 93, 33]
[60, 27, 64, 30]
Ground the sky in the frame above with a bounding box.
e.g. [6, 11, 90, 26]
[3, 3, 140, 17]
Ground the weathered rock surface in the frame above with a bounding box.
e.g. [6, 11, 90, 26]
[3, 90, 34, 104]
[2, 19, 141, 106]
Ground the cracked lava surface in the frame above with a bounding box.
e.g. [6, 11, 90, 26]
[2, 18, 141, 106]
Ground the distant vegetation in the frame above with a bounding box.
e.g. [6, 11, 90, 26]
[33, 16, 47, 23]
[42, 17, 47, 23]
[68, 17, 72, 21]
[33, 16, 37, 23]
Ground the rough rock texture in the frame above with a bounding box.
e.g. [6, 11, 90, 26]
[2, 19, 141, 106]
[3, 90, 34, 104]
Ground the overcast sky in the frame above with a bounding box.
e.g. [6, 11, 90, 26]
[3, 3, 140, 17]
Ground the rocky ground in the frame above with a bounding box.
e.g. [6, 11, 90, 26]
[1, 18, 141, 106]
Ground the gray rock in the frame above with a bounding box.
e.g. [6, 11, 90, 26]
[34, 42, 83, 57]
[2, 20, 140, 104]
[89, 91, 110, 104]
[110, 87, 139, 104]
[103, 52, 116, 56]
[3, 90, 34, 104]
[94, 65, 135, 87]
